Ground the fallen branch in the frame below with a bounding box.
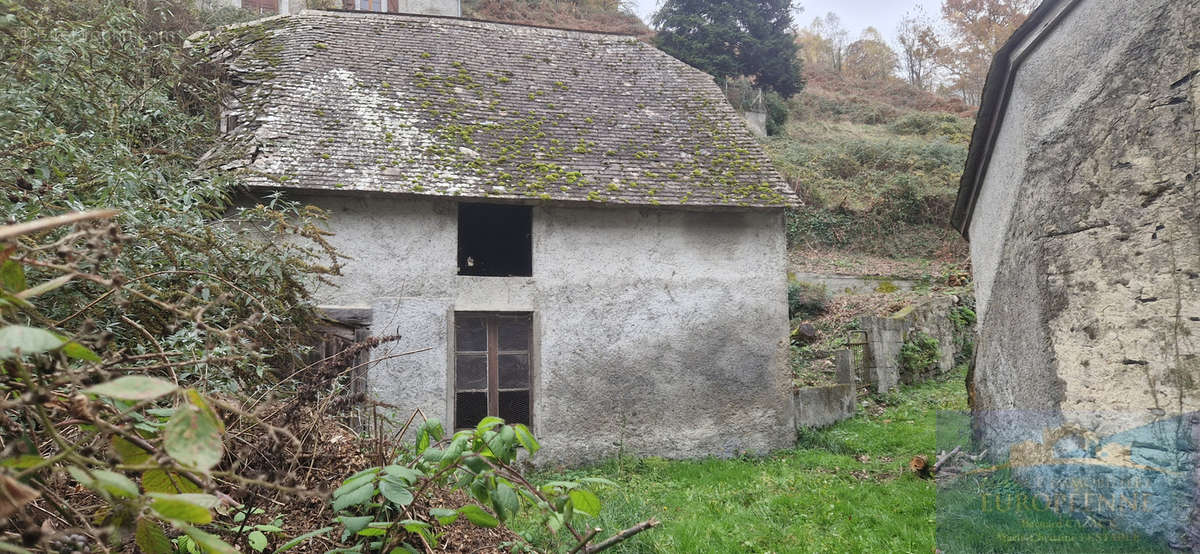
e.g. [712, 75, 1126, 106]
[932, 445, 962, 474]
[585, 518, 660, 553]
[0, 209, 119, 241]
[568, 527, 601, 554]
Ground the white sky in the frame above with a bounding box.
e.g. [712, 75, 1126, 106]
[628, 0, 946, 46]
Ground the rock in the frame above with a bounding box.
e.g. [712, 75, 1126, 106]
[791, 323, 818, 345]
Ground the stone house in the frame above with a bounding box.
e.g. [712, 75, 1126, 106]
[951, 0, 1198, 545]
[196, 10, 799, 465]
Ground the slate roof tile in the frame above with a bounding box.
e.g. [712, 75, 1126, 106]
[193, 10, 798, 208]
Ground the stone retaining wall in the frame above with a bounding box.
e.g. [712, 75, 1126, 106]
[861, 295, 970, 394]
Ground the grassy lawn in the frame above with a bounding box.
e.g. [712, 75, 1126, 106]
[514, 374, 965, 553]
[515, 371, 1175, 553]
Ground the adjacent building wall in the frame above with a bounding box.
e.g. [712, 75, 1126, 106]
[968, 0, 1199, 545]
[297, 193, 794, 466]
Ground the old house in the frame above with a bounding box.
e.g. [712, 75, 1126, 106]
[196, 10, 799, 465]
[952, 0, 1198, 545]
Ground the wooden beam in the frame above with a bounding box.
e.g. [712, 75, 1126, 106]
[317, 306, 373, 327]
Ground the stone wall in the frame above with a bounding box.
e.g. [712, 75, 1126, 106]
[966, 0, 1200, 546]
[289, 193, 795, 466]
[860, 294, 970, 394]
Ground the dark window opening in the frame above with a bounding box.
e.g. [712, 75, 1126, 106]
[457, 204, 532, 277]
[454, 313, 532, 429]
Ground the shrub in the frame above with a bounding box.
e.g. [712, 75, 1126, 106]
[788, 281, 829, 319]
[888, 111, 971, 140]
[900, 331, 941, 377]
[765, 90, 789, 136]
[949, 304, 977, 366]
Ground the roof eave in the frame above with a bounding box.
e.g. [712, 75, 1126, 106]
[951, 0, 1081, 240]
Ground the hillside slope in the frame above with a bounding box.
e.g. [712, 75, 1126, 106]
[770, 68, 974, 278]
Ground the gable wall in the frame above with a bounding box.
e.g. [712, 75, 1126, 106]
[969, 0, 1200, 544]
[298, 193, 794, 465]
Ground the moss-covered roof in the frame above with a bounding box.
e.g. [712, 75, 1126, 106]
[192, 10, 797, 208]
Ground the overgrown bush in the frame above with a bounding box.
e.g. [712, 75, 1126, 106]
[764, 91, 789, 136]
[887, 111, 972, 141]
[900, 331, 941, 378]
[0, 0, 365, 551]
[0, 0, 336, 390]
[326, 416, 655, 552]
[788, 281, 829, 319]
[949, 304, 977, 367]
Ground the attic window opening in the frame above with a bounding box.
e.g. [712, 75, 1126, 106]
[454, 313, 532, 430]
[457, 203, 532, 277]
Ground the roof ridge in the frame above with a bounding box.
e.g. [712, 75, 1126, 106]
[299, 8, 643, 40]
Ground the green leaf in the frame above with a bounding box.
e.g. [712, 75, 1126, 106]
[485, 425, 516, 461]
[163, 389, 223, 472]
[513, 424, 540, 456]
[579, 477, 618, 487]
[61, 341, 101, 362]
[84, 376, 177, 401]
[66, 466, 138, 498]
[147, 493, 219, 508]
[382, 465, 423, 485]
[441, 435, 469, 466]
[379, 478, 414, 507]
[421, 448, 445, 463]
[541, 480, 580, 491]
[397, 520, 430, 533]
[568, 489, 601, 517]
[333, 467, 380, 498]
[184, 526, 238, 554]
[275, 527, 333, 553]
[0, 261, 26, 292]
[336, 515, 374, 534]
[332, 483, 376, 511]
[429, 507, 459, 525]
[135, 518, 172, 554]
[150, 497, 212, 525]
[247, 530, 268, 552]
[475, 416, 504, 434]
[253, 524, 284, 533]
[357, 528, 386, 537]
[111, 436, 151, 464]
[0, 325, 63, 359]
[142, 469, 201, 494]
[492, 483, 519, 522]
[415, 419, 443, 452]
[0, 455, 43, 469]
[457, 505, 498, 528]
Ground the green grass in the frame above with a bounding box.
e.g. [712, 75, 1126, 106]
[513, 374, 967, 553]
[514, 371, 1174, 553]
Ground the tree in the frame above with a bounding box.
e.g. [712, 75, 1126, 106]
[796, 12, 848, 73]
[844, 27, 899, 81]
[937, 0, 1037, 103]
[896, 7, 942, 90]
[653, 0, 805, 98]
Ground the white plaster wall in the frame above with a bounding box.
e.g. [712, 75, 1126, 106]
[968, 0, 1161, 321]
[300, 194, 794, 465]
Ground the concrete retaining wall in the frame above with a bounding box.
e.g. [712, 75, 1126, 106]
[792, 272, 918, 297]
[794, 384, 856, 428]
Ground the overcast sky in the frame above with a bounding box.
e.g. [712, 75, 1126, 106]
[629, 0, 945, 46]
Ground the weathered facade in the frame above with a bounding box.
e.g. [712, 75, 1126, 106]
[952, 0, 1199, 546]
[197, 10, 798, 465]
